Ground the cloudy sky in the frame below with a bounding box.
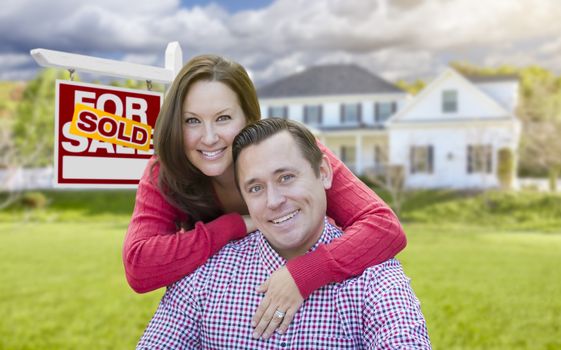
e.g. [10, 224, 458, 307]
[2, 0, 560, 86]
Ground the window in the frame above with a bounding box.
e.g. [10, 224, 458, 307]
[340, 145, 356, 165]
[467, 145, 492, 173]
[341, 103, 361, 124]
[442, 90, 458, 113]
[303, 105, 322, 125]
[410, 145, 434, 174]
[268, 106, 288, 119]
[375, 102, 396, 123]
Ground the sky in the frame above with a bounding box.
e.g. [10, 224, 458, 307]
[1, 0, 561, 87]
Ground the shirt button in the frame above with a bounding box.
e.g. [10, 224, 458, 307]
[280, 342, 287, 347]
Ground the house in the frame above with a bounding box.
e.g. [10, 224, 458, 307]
[387, 69, 521, 189]
[257, 64, 521, 189]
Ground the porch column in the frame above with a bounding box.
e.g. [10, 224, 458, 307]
[355, 134, 363, 174]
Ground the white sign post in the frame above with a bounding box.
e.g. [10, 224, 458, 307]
[30, 42, 183, 188]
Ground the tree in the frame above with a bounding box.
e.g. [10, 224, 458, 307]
[12, 68, 70, 167]
[520, 121, 561, 191]
[362, 144, 407, 214]
[395, 79, 426, 95]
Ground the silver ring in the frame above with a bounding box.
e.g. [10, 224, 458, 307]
[274, 310, 286, 319]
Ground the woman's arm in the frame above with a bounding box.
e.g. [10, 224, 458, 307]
[285, 141, 407, 297]
[123, 158, 247, 293]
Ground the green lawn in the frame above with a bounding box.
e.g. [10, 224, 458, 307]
[1, 190, 560, 349]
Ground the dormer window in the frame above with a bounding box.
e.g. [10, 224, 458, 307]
[268, 106, 288, 119]
[375, 101, 397, 123]
[303, 105, 322, 125]
[442, 90, 458, 113]
[341, 103, 361, 124]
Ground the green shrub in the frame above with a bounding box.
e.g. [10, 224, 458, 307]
[497, 148, 514, 189]
[20, 191, 48, 209]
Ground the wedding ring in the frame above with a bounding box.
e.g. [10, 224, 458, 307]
[274, 310, 286, 319]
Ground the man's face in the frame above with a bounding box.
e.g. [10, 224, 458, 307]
[237, 131, 332, 259]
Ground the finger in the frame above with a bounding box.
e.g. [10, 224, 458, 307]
[262, 309, 285, 340]
[252, 296, 271, 328]
[252, 304, 278, 339]
[277, 307, 297, 334]
[256, 279, 269, 293]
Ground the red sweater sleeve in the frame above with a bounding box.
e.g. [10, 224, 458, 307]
[122, 158, 247, 293]
[285, 141, 407, 298]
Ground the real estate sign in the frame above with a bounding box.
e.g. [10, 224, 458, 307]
[55, 80, 163, 187]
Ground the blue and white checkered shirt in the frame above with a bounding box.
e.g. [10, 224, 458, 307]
[137, 219, 431, 349]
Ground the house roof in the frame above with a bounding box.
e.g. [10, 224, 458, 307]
[257, 64, 403, 98]
[387, 68, 517, 125]
[465, 74, 519, 83]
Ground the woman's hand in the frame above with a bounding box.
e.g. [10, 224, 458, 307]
[251, 266, 304, 339]
[242, 215, 257, 233]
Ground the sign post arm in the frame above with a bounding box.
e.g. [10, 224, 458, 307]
[30, 47, 176, 84]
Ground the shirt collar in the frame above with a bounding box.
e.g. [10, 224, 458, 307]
[257, 217, 342, 274]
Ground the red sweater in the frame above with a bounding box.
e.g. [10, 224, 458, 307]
[123, 142, 406, 296]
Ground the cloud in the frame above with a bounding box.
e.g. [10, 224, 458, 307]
[2, 0, 561, 84]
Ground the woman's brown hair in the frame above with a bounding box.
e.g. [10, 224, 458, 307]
[153, 54, 261, 228]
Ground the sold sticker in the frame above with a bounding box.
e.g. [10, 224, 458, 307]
[69, 103, 152, 151]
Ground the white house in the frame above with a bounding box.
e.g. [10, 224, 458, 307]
[258, 64, 521, 189]
[387, 68, 521, 189]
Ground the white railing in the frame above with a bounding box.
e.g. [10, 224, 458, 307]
[0, 167, 54, 191]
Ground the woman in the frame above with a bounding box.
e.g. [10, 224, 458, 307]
[123, 54, 406, 339]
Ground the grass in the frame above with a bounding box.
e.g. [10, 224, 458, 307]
[1, 189, 560, 349]
[0, 220, 163, 350]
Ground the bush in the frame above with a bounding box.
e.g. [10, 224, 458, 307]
[497, 148, 514, 189]
[20, 191, 48, 209]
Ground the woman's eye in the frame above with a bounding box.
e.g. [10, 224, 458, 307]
[248, 185, 262, 193]
[217, 115, 232, 122]
[185, 118, 200, 124]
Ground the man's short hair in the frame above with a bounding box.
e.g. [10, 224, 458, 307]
[232, 118, 323, 181]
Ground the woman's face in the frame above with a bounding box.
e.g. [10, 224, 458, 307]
[182, 80, 247, 178]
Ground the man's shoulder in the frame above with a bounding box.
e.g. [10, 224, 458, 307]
[360, 258, 410, 293]
[341, 258, 410, 294]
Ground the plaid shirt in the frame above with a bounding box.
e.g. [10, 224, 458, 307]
[137, 219, 431, 349]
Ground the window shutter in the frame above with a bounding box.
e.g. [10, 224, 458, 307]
[375, 103, 379, 123]
[428, 145, 434, 174]
[319, 105, 323, 124]
[410, 147, 415, 174]
[467, 145, 472, 174]
[358, 103, 362, 123]
[486, 145, 492, 173]
[284, 106, 288, 119]
[340, 104, 345, 123]
[391, 102, 397, 114]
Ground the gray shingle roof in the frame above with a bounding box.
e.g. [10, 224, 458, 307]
[257, 64, 403, 98]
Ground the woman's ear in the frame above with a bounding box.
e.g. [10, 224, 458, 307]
[319, 154, 333, 190]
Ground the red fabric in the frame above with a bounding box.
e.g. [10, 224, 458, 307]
[123, 142, 406, 294]
[122, 158, 247, 293]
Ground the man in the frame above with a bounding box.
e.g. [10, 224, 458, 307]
[137, 118, 431, 349]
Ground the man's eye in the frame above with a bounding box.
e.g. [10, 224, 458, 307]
[217, 115, 231, 122]
[280, 174, 295, 182]
[185, 118, 200, 124]
[248, 185, 262, 193]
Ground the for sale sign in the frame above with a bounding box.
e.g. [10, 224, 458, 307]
[55, 80, 163, 187]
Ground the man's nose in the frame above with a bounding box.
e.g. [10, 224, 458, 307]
[266, 186, 285, 210]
